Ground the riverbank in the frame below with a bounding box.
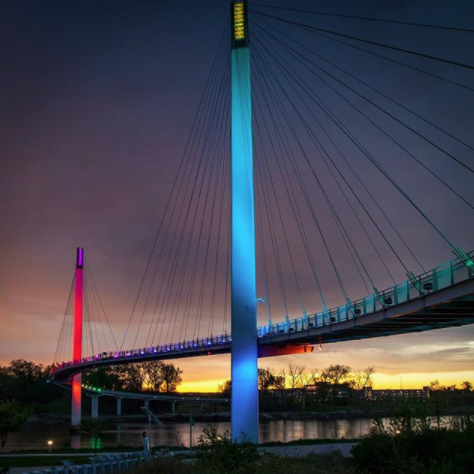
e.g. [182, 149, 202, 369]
[1, 438, 358, 455]
[29, 405, 474, 425]
[28, 409, 387, 424]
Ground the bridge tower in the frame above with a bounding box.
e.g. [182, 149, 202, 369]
[71, 247, 84, 428]
[230, 1, 259, 443]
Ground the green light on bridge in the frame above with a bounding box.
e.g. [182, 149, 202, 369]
[81, 384, 101, 392]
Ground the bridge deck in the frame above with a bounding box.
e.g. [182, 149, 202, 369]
[50, 252, 474, 383]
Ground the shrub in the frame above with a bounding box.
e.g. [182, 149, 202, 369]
[192, 424, 354, 474]
[352, 421, 474, 473]
[194, 424, 261, 474]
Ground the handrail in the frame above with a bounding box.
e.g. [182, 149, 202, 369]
[50, 250, 473, 374]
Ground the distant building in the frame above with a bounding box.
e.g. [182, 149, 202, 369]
[364, 387, 429, 400]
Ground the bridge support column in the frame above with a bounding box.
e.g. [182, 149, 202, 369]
[71, 247, 84, 428]
[116, 398, 122, 416]
[171, 402, 176, 413]
[230, 1, 258, 444]
[91, 394, 99, 418]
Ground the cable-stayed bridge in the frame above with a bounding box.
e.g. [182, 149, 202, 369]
[52, 251, 474, 379]
[50, 1, 474, 444]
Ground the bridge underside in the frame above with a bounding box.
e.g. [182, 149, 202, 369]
[261, 278, 474, 347]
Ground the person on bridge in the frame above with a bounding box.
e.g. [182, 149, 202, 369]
[142, 431, 150, 458]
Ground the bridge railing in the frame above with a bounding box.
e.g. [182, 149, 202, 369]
[51, 334, 233, 373]
[260, 250, 473, 337]
[51, 251, 473, 374]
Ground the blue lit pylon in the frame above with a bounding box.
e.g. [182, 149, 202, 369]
[230, 1, 259, 443]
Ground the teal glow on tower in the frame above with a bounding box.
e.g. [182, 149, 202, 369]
[230, 1, 259, 443]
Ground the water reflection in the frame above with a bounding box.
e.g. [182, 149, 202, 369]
[70, 434, 81, 450]
[258, 418, 373, 443]
[6, 418, 376, 451]
[116, 423, 122, 445]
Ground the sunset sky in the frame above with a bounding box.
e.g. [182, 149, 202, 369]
[1, 0, 474, 392]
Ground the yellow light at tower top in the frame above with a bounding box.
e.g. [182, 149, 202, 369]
[234, 2, 245, 41]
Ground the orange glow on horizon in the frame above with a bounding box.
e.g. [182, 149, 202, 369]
[177, 379, 226, 393]
[372, 371, 474, 390]
[176, 371, 474, 393]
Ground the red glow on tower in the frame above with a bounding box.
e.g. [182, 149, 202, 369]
[71, 247, 83, 427]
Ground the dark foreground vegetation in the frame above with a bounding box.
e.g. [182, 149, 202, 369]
[123, 415, 474, 474]
[2, 416, 474, 473]
[130, 452, 353, 474]
[3, 358, 474, 473]
[129, 425, 354, 474]
[0, 359, 184, 414]
[352, 409, 474, 474]
[3, 359, 474, 418]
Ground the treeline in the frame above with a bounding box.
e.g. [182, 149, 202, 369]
[82, 361, 183, 393]
[0, 359, 183, 414]
[0, 359, 66, 412]
[353, 406, 474, 473]
[219, 365, 474, 413]
[219, 364, 376, 412]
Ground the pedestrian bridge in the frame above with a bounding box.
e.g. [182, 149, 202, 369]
[50, 250, 474, 383]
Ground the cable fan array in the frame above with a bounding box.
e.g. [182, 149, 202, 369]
[114, 4, 474, 352]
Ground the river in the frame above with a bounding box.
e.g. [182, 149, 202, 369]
[5, 418, 374, 451]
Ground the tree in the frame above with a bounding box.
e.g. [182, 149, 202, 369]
[196, 424, 261, 473]
[0, 360, 64, 408]
[83, 367, 122, 391]
[429, 380, 454, 429]
[275, 369, 287, 411]
[321, 364, 352, 386]
[0, 400, 31, 449]
[108, 361, 183, 393]
[352, 366, 375, 405]
[218, 379, 232, 398]
[296, 369, 318, 412]
[286, 364, 305, 409]
[0, 366, 14, 401]
[3, 359, 44, 403]
[5, 359, 44, 383]
[258, 368, 283, 412]
[218, 370, 285, 410]
[320, 364, 352, 405]
[80, 419, 106, 454]
[160, 363, 183, 393]
[143, 361, 164, 391]
[258, 368, 277, 392]
[273, 374, 285, 392]
[115, 363, 147, 392]
[460, 381, 473, 393]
